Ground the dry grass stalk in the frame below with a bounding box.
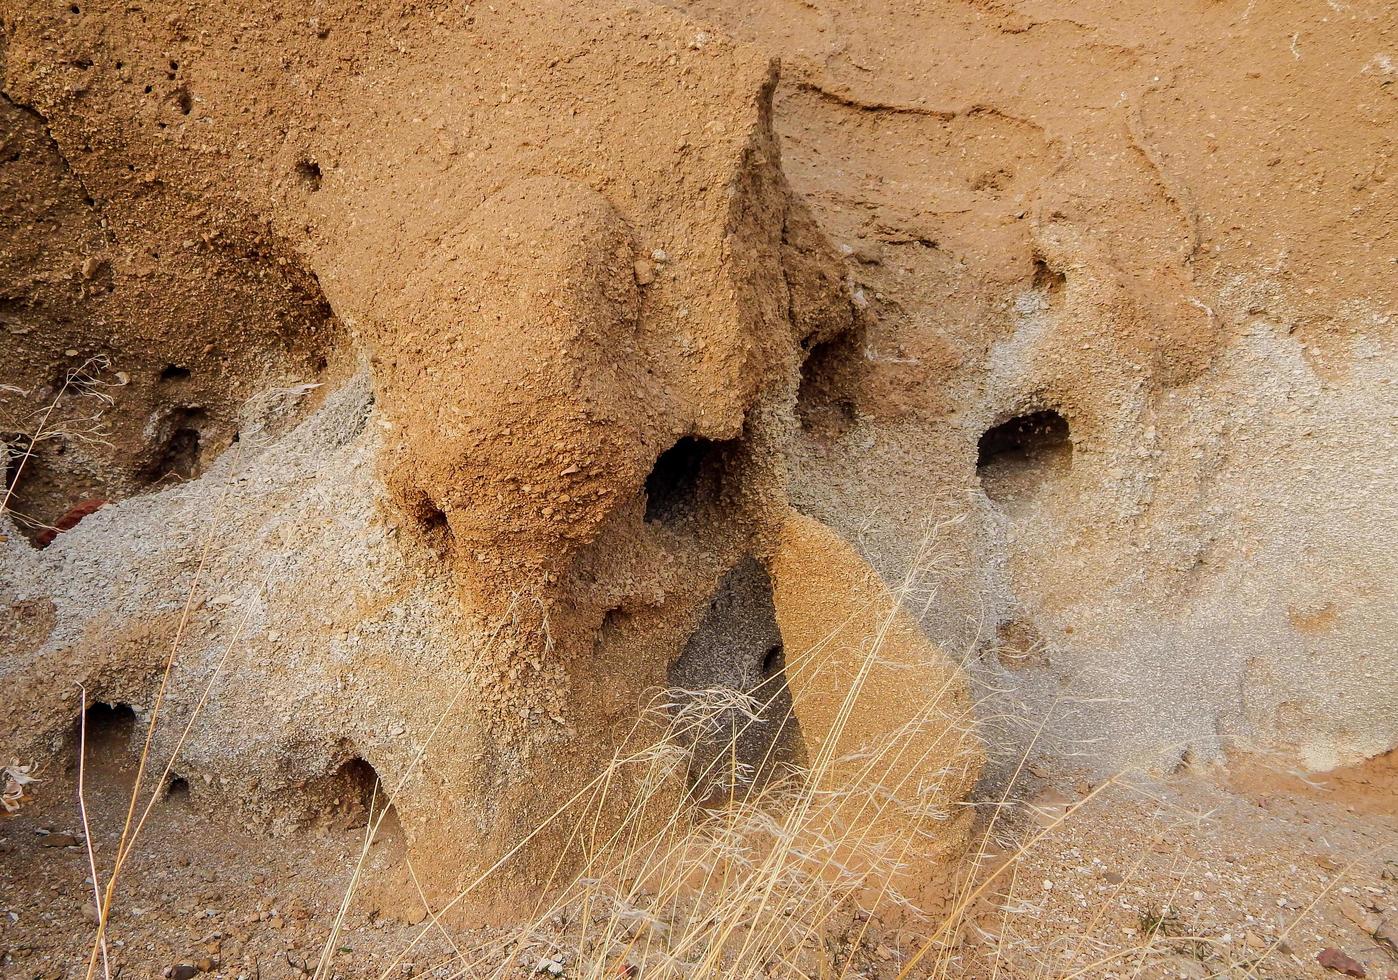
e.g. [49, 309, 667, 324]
[309, 545, 988, 980]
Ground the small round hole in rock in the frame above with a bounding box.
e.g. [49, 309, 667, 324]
[149, 428, 200, 481]
[81, 701, 136, 736]
[644, 435, 735, 526]
[296, 159, 323, 192]
[334, 757, 385, 815]
[400, 486, 448, 539]
[166, 775, 191, 800]
[158, 364, 191, 382]
[74, 701, 138, 765]
[420, 503, 447, 533]
[327, 756, 403, 842]
[796, 333, 861, 438]
[137, 407, 207, 484]
[977, 409, 1072, 505]
[600, 606, 631, 639]
[1032, 257, 1066, 296]
[761, 644, 783, 678]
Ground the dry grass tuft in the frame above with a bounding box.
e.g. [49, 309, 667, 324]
[308, 551, 989, 980]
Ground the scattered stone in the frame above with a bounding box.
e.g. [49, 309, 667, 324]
[171, 965, 200, 980]
[1342, 897, 1381, 933]
[1317, 948, 1366, 977]
[33, 498, 108, 547]
[36, 833, 80, 848]
[1375, 918, 1398, 956]
[196, 958, 216, 972]
[1028, 788, 1074, 827]
[1165, 954, 1207, 979]
[632, 259, 655, 285]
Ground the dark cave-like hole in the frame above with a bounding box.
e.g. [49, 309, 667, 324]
[420, 503, 447, 533]
[138, 408, 207, 484]
[166, 775, 190, 800]
[4, 436, 58, 547]
[644, 435, 735, 526]
[151, 428, 200, 481]
[48, 361, 104, 399]
[158, 363, 191, 382]
[83, 701, 136, 732]
[296, 159, 323, 192]
[334, 757, 383, 814]
[329, 757, 401, 840]
[400, 485, 448, 540]
[1032, 258, 1066, 295]
[600, 606, 630, 638]
[669, 558, 804, 799]
[976, 409, 1072, 505]
[761, 643, 784, 678]
[75, 702, 137, 760]
[796, 332, 861, 438]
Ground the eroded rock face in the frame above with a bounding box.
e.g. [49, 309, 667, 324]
[0, 0, 977, 919]
[771, 513, 981, 869]
[669, 0, 1397, 777]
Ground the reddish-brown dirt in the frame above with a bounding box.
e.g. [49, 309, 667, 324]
[1, 0, 1394, 976]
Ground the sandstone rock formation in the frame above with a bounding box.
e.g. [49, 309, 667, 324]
[677, 0, 1398, 775]
[0, 0, 979, 919]
[2, 0, 1394, 938]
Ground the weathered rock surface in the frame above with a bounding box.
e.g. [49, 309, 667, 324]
[0, 0, 979, 919]
[1, 0, 1395, 928]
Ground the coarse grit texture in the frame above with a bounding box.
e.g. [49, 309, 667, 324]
[0, 0, 977, 919]
[1, 0, 1395, 925]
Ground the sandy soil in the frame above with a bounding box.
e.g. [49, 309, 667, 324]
[2, 0, 1395, 976]
[3, 740, 1395, 978]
